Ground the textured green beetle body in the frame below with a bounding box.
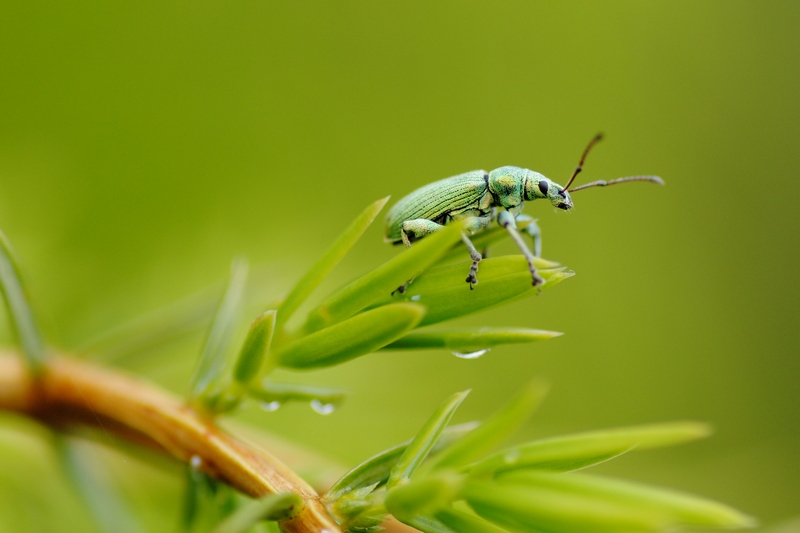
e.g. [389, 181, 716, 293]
[385, 166, 574, 289]
[385, 166, 571, 243]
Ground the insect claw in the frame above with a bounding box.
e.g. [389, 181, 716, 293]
[392, 282, 409, 296]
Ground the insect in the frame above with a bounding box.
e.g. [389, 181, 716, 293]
[384, 134, 663, 290]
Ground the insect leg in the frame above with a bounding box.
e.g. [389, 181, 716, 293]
[497, 210, 543, 286]
[456, 214, 492, 289]
[394, 219, 447, 294]
[401, 219, 446, 246]
[460, 232, 482, 290]
[514, 214, 542, 257]
[480, 208, 498, 258]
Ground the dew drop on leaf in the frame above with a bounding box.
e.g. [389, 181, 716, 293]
[410, 294, 421, 301]
[259, 401, 282, 412]
[452, 348, 490, 359]
[310, 399, 336, 415]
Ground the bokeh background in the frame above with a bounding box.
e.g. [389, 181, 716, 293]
[1, 1, 798, 531]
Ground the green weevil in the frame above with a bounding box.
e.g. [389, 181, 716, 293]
[384, 134, 663, 290]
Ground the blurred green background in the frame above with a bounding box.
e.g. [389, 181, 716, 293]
[1, 1, 798, 531]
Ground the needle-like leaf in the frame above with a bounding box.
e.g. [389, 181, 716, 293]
[381, 328, 562, 352]
[233, 310, 277, 384]
[325, 423, 478, 502]
[248, 381, 348, 408]
[189, 259, 248, 403]
[278, 197, 389, 328]
[0, 230, 46, 373]
[387, 390, 469, 488]
[427, 380, 548, 472]
[278, 303, 425, 370]
[76, 284, 220, 362]
[464, 472, 755, 532]
[379, 256, 572, 327]
[302, 221, 465, 333]
[469, 421, 712, 476]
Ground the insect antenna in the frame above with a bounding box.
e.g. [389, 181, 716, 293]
[569, 175, 664, 193]
[563, 133, 604, 191]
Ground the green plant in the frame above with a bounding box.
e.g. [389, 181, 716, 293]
[0, 199, 754, 533]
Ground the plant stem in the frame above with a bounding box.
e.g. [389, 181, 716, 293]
[0, 352, 340, 533]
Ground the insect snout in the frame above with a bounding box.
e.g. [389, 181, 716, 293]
[553, 188, 573, 210]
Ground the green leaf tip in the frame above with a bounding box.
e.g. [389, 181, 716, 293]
[380, 256, 572, 327]
[303, 220, 465, 333]
[0, 230, 47, 373]
[465, 471, 756, 532]
[325, 423, 479, 503]
[470, 421, 713, 476]
[233, 310, 277, 384]
[278, 196, 389, 328]
[212, 492, 303, 533]
[382, 327, 562, 352]
[189, 258, 249, 403]
[388, 390, 469, 488]
[277, 302, 426, 370]
[428, 380, 548, 472]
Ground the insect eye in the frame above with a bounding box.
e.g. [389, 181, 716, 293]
[538, 180, 549, 195]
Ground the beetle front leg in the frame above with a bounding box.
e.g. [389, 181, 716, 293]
[497, 210, 544, 287]
[515, 214, 542, 257]
[401, 217, 487, 290]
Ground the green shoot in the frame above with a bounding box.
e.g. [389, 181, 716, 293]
[0, 230, 46, 373]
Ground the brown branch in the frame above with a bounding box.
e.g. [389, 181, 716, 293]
[0, 353, 341, 533]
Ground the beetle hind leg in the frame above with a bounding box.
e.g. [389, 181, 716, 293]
[401, 219, 446, 245]
[392, 219, 447, 295]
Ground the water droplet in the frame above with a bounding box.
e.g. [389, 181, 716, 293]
[452, 348, 490, 359]
[410, 294, 421, 301]
[503, 449, 521, 464]
[259, 401, 282, 412]
[190, 455, 203, 469]
[310, 399, 336, 415]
